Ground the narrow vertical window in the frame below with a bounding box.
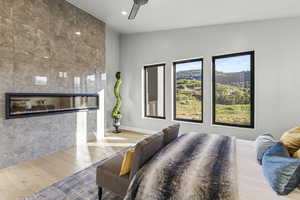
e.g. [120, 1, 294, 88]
[212, 51, 255, 128]
[173, 58, 203, 122]
[144, 64, 165, 119]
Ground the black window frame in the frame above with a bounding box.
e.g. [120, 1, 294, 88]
[212, 51, 255, 128]
[173, 58, 204, 123]
[144, 63, 166, 119]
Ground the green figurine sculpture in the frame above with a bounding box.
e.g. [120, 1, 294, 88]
[112, 72, 122, 133]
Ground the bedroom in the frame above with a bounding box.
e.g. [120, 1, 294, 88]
[0, 0, 300, 199]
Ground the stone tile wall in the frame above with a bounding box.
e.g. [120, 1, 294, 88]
[0, 0, 105, 168]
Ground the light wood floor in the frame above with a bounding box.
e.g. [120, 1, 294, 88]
[0, 131, 147, 200]
[3, 131, 300, 200]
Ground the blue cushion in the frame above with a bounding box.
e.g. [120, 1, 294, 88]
[262, 142, 300, 195]
[255, 134, 276, 165]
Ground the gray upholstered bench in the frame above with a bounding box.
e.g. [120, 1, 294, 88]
[96, 124, 180, 199]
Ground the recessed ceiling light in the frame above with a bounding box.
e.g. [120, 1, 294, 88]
[121, 11, 128, 15]
[75, 31, 81, 35]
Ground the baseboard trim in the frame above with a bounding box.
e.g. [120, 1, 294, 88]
[105, 127, 113, 133]
[120, 125, 157, 135]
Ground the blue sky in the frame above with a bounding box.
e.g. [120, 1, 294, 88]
[176, 60, 202, 72]
[175, 55, 250, 73]
[215, 55, 250, 73]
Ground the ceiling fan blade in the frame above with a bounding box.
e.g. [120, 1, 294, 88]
[128, 3, 141, 20]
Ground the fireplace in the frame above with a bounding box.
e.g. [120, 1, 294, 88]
[5, 93, 99, 119]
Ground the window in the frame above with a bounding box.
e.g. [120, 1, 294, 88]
[173, 58, 203, 122]
[144, 64, 165, 119]
[212, 51, 255, 128]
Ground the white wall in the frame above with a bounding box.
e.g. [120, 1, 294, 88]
[119, 17, 300, 140]
[105, 26, 120, 131]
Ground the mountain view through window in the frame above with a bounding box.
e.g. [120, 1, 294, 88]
[213, 52, 254, 127]
[174, 59, 203, 122]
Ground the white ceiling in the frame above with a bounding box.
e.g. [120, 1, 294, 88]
[66, 0, 300, 34]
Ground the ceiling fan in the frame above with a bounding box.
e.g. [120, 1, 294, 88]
[128, 0, 149, 20]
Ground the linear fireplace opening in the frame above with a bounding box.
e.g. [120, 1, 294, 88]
[5, 93, 99, 119]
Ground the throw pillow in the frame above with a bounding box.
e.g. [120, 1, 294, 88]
[129, 131, 164, 180]
[280, 127, 300, 155]
[262, 142, 300, 195]
[255, 134, 276, 165]
[162, 123, 180, 145]
[119, 149, 135, 176]
[293, 149, 300, 159]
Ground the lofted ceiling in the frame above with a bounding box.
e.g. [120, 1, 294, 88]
[66, 0, 300, 34]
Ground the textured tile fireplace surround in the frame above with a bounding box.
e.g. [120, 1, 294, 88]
[0, 0, 105, 168]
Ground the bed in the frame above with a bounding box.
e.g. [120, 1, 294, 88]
[236, 139, 300, 200]
[124, 133, 300, 200]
